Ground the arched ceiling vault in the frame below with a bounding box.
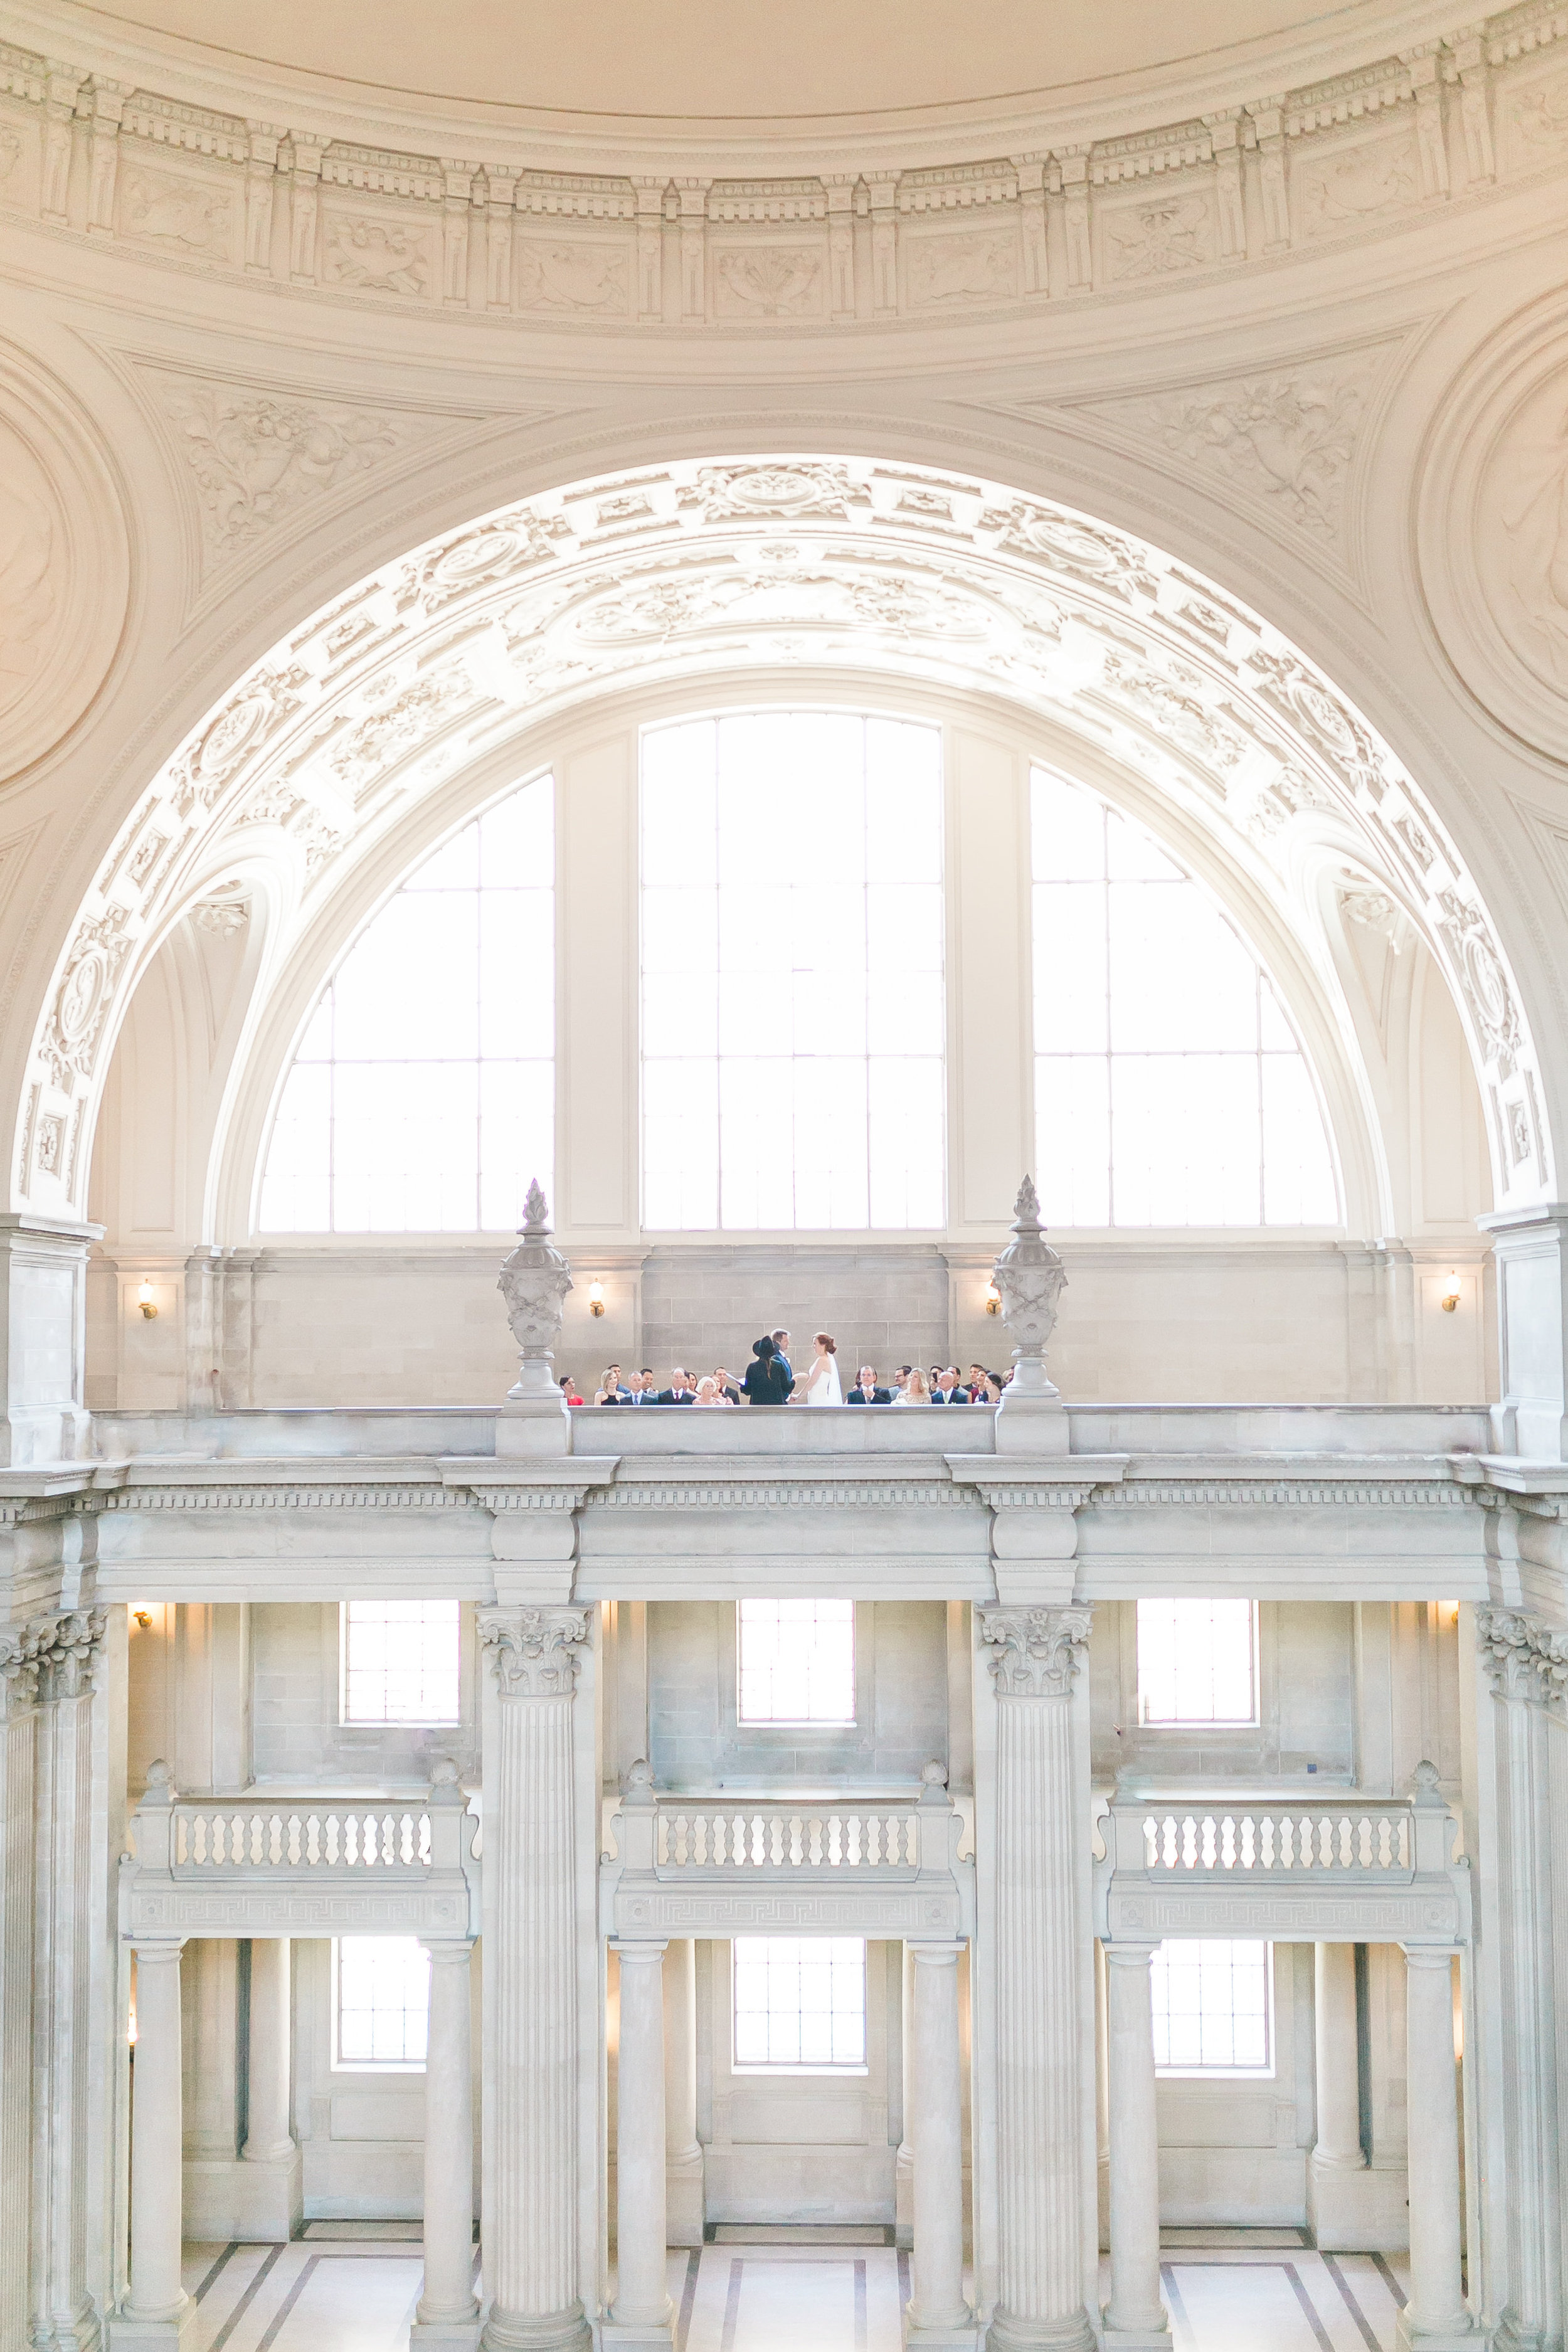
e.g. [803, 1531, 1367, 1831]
[18, 453, 1550, 1232]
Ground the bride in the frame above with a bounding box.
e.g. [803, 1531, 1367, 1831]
[794, 1332, 843, 1406]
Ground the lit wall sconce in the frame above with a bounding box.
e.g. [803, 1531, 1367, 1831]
[1440, 1273, 1461, 1313]
[132, 1609, 152, 1631]
[588, 1280, 605, 1318]
[137, 1279, 157, 1320]
[984, 1279, 1001, 1317]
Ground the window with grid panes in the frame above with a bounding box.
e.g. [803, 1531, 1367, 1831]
[260, 776, 553, 1232]
[340, 1599, 461, 1725]
[736, 1598, 856, 1724]
[732, 1936, 867, 2072]
[1030, 767, 1338, 1227]
[1135, 1598, 1258, 1726]
[1150, 1939, 1273, 2074]
[334, 1937, 430, 2070]
[641, 712, 945, 1231]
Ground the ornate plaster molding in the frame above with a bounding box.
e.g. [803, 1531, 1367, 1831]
[1476, 1601, 1568, 1708]
[479, 1604, 591, 1697]
[14, 452, 1551, 1227]
[978, 1604, 1094, 1697]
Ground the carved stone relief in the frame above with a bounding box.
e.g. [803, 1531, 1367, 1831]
[321, 209, 437, 297]
[903, 226, 1019, 307]
[1100, 189, 1218, 282]
[1499, 63, 1568, 171]
[119, 164, 236, 260]
[515, 238, 631, 314]
[712, 245, 824, 318]
[1297, 130, 1420, 237]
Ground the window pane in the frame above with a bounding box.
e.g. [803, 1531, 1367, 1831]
[733, 1936, 866, 2071]
[342, 1599, 462, 1724]
[1136, 1598, 1258, 1725]
[336, 1937, 430, 2068]
[1030, 767, 1338, 1228]
[258, 776, 554, 1231]
[1151, 1940, 1271, 2074]
[642, 712, 944, 1231]
[738, 1598, 855, 1724]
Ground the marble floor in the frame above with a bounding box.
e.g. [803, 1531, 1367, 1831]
[179, 2233, 1416, 2351]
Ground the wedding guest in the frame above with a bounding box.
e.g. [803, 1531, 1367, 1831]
[847, 1364, 891, 1404]
[743, 1334, 792, 1405]
[657, 1367, 696, 1404]
[981, 1372, 1005, 1403]
[631, 1369, 657, 1403]
[896, 1367, 933, 1406]
[793, 1332, 842, 1406]
[933, 1367, 968, 1404]
[559, 1375, 584, 1406]
[893, 1364, 913, 1397]
[595, 1364, 630, 1404]
[967, 1362, 987, 1401]
[712, 1367, 741, 1404]
[693, 1375, 734, 1407]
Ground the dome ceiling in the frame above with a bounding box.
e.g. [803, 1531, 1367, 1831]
[84, 0, 1384, 125]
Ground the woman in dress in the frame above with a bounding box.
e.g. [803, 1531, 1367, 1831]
[693, 1375, 733, 1407]
[895, 1367, 933, 1406]
[793, 1332, 843, 1406]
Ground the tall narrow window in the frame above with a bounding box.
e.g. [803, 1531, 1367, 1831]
[642, 712, 945, 1230]
[733, 1936, 867, 2071]
[1136, 1598, 1258, 1726]
[341, 1599, 462, 1725]
[737, 1598, 856, 1725]
[1031, 769, 1338, 1226]
[260, 778, 553, 1231]
[1150, 1940, 1273, 2074]
[334, 1937, 430, 2069]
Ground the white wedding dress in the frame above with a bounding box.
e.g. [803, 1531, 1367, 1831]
[805, 1353, 842, 1406]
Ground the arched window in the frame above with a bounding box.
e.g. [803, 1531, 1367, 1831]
[641, 712, 945, 1231]
[260, 779, 553, 1232]
[1032, 770, 1338, 1226]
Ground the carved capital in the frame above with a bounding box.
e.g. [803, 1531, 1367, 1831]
[978, 1604, 1092, 1697]
[1476, 1604, 1568, 1712]
[0, 1622, 45, 1716]
[480, 1605, 591, 1698]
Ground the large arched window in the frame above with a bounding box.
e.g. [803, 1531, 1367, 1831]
[260, 779, 553, 1232]
[1032, 770, 1338, 1226]
[641, 712, 945, 1231]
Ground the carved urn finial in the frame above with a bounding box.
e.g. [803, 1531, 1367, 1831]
[990, 1174, 1067, 1398]
[497, 1177, 573, 1401]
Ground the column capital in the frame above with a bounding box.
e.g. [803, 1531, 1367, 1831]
[1476, 1602, 1568, 1710]
[1400, 1941, 1463, 1966]
[905, 1937, 965, 1966]
[1101, 1937, 1161, 1967]
[978, 1603, 1092, 1695]
[480, 1604, 591, 1697]
[129, 1936, 186, 1960]
[608, 1936, 668, 1961]
[421, 1936, 477, 1962]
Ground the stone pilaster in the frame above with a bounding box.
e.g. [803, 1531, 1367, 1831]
[977, 1607, 1095, 2352]
[1101, 1942, 1168, 2351]
[413, 1941, 480, 2349]
[662, 1939, 704, 2249]
[904, 1940, 972, 2349]
[115, 1941, 191, 2347]
[479, 1607, 593, 2352]
[1399, 1947, 1474, 2351]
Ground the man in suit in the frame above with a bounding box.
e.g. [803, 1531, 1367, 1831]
[712, 1367, 741, 1405]
[933, 1367, 969, 1404]
[847, 1364, 891, 1404]
[631, 1369, 657, 1402]
[657, 1368, 696, 1404]
[771, 1330, 794, 1393]
[967, 1362, 987, 1401]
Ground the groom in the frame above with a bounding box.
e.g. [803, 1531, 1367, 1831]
[771, 1329, 794, 1397]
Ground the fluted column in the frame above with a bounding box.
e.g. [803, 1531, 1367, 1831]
[242, 1938, 294, 2164]
[662, 1939, 704, 2249]
[1399, 1947, 1473, 2351]
[978, 1607, 1096, 2352]
[479, 1608, 593, 2352]
[1101, 1943, 1168, 2349]
[414, 1942, 479, 2346]
[905, 1940, 970, 2346]
[607, 1941, 673, 2348]
[124, 1942, 190, 2338]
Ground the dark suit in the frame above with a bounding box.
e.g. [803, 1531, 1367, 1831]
[655, 1387, 696, 1404]
[847, 1385, 891, 1404]
[933, 1387, 969, 1404]
[743, 1357, 792, 1405]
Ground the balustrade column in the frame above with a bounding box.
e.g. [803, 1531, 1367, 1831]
[479, 1607, 593, 2352]
[978, 1608, 1096, 2352]
[1399, 1946, 1473, 2351]
[413, 1941, 479, 2346]
[905, 1940, 970, 2345]
[662, 1939, 704, 2248]
[123, 1941, 190, 2339]
[1101, 1942, 1168, 2349]
[607, 1941, 673, 2348]
[241, 1937, 295, 2164]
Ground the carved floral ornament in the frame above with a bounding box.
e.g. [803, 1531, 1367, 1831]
[479, 1605, 592, 1697]
[12, 454, 1552, 1216]
[0, 1608, 108, 1714]
[978, 1605, 1094, 1697]
[1476, 1602, 1568, 1710]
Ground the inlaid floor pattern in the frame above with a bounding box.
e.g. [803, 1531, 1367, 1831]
[181, 2234, 1415, 2351]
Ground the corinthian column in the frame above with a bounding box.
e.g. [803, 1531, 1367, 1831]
[479, 1608, 593, 2352]
[978, 1608, 1096, 2352]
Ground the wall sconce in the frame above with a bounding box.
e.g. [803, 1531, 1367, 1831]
[984, 1279, 1001, 1317]
[137, 1279, 157, 1320]
[1440, 1273, 1461, 1314]
[588, 1280, 605, 1318]
[132, 1609, 152, 1631]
